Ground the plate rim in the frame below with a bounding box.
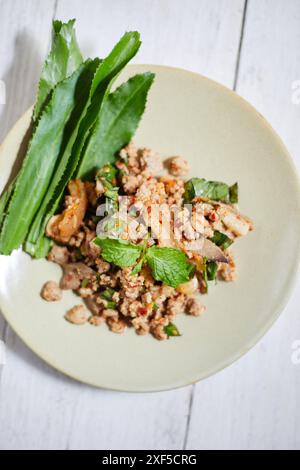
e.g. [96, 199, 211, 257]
[0, 63, 300, 392]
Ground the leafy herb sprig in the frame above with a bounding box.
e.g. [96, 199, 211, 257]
[94, 237, 195, 288]
[0, 21, 155, 258]
[184, 178, 238, 204]
[94, 238, 144, 268]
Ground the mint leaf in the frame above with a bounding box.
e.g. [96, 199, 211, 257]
[210, 231, 233, 250]
[145, 246, 194, 288]
[77, 72, 155, 179]
[164, 323, 181, 337]
[94, 238, 143, 267]
[184, 178, 230, 202]
[34, 19, 83, 121]
[131, 256, 146, 275]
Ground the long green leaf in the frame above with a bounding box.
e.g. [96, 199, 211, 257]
[25, 32, 141, 257]
[0, 178, 16, 233]
[0, 61, 95, 255]
[77, 72, 155, 179]
[34, 19, 83, 121]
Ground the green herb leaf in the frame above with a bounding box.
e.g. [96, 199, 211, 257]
[97, 164, 117, 184]
[207, 261, 218, 281]
[25, 32, 141, 257]
[164, 323, 181, 337]
[145, 246, 194, 288]
[25, 235, 53, 259]
[184, 178, 230, 203]
[94, 237, 143, 267]
[0, 62, 93, 255]
[101, 288, 117, 308]
[101, 288, 115, 301]
[210, 230, 233, 250]
[229, 182, 238, 204]
[34, 19, 83, 121]
[97, 166, 120, 213]
[90, 31, 141, 97]
[77, 72, 155, 179]
[105, 300, 117, 309]
[202, 256, 208, 294]
[131, 256, 146, 275]
[104, 184, 119, 201]
[0, 178, 16, 233]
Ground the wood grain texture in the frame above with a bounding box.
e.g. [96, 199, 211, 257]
[236, 0, 300, 169]
[0, 0, 56, 143]
[186, 0, 300, 451]
[0, 0, 56, 380]
[55, 0, 245, 87]
[0, 327, 193, 450]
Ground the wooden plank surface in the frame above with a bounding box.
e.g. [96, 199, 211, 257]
[0, 0, 244, 450]
[186, 0, 300, 450]
[0, 0, 56, 381]
[55, 0, 244, 87]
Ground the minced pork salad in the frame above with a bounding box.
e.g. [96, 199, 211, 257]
[41, 143, 253, 340]
[0, 20, 253, 340]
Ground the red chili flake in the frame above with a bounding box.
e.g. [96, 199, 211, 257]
[138, 307, 148, 316]
[209, 211, 217, 222]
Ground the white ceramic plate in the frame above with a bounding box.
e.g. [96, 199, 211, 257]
[0, 65, 300, 392]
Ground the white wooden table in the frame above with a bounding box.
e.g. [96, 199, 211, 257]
[0, 0, 299, 450]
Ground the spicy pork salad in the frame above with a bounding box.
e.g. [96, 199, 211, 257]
[0, 20, 253, 340]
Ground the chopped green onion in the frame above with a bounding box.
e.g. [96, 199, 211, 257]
[210, 230, 233, 250]
[164, 323, 181, 337]
[101, 288, 117, 309]
[202, 256, 208, 294]
[207, 261, 218, 281]
[101, 288, 115, 301]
